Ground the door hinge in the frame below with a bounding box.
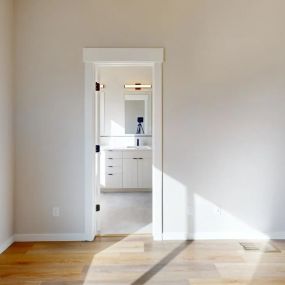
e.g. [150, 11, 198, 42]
[96, 204, 100, 212]
[96, 145, 100, 153]
[95, 82, 100, 91]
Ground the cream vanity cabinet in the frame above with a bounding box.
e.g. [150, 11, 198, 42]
[122, 150, 152, 189]
[100, 149, 152, 190]
[100, 150, 123, 188]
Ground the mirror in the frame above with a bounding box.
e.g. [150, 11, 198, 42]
[124, 95, 151, 135]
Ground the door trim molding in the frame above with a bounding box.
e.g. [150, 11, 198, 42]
[83, 48, 164, 241]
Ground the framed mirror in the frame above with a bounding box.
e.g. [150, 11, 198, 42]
[124, 94, 152, 135]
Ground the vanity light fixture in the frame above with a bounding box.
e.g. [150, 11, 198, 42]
[124, 83, 152, 90]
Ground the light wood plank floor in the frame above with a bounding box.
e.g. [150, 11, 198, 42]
[1, 235, 285, 284]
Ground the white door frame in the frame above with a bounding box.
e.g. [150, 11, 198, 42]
[83, 48, 164, 241]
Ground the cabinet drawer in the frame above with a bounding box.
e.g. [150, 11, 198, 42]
[104, 150, 123, 159]
[105, 165, 122, 173]
[105, 158, 122, 167]
[122, 150, 152, 159]
[105, 173, 122, 188]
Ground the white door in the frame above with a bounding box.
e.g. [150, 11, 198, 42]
[123, 158, 138, 188]
[138, 158, 152, 188]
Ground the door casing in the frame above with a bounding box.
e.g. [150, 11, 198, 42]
[83, 48, 164, 240]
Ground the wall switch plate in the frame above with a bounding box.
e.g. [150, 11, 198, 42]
[52, 207, 60, 217]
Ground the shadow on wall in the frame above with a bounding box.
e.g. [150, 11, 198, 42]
[164, 174, 270, 239]
[163, 121, 284, 239]
[162, 81, 285, 239]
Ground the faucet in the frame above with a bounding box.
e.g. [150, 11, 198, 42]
[136, 138, 140, 147]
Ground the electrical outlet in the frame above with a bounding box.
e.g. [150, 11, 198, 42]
[216, 207, 222, 216]
[52, 207, 60, 217]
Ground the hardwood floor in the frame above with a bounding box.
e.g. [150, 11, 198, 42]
[1, 235, 285, 284]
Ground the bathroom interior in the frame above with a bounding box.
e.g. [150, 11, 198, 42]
[97, 65, 153, 235]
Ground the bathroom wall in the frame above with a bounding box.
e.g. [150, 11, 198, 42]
[98, 65, 152, 137]
[0, 0, 14, 251]
[15, 0, 285, 239]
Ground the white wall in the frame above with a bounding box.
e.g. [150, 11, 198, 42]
[0, 0, 14, 250]
[15, 0, 285, 239]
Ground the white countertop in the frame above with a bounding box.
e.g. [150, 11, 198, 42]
[101, 146, 152, 151]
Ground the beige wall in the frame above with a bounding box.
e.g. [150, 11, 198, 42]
[0, 0, 14, 247]
[15, 0, 285, 237]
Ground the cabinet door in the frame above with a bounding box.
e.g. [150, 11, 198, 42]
[105, 173, 122, 188]
[123, 159, 138, 188]
[138, 158, 152, 188]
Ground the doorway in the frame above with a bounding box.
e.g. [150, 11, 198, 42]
[83, 48, 164, 241]
[97, 65, 153, 235]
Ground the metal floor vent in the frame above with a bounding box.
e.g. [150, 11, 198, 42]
[240, 242, 280, 253]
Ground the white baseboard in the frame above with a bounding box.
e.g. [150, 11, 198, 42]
[0, 236, 15, 254]
[14, 233, 88, 242]
[163, 232, 189, 240]
[7, 232, 285, 244]
[163, 232, 285, 240]
[269, 232, 285, 239]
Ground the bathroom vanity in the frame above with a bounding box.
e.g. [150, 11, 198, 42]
[97, 66, 153, 192]
[100, 147, 152, 191]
